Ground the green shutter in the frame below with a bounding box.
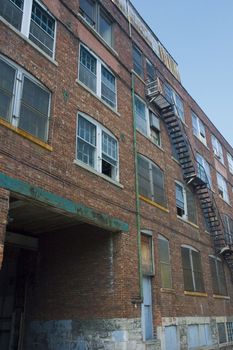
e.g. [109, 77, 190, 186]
[158, 237, 172, 288]
[181, 247, 194, 291]
[192, 250, 204, 292]
[152, 164, 166, 206]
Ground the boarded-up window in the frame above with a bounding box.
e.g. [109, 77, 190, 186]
[181, 246, 204, 292]
[209, 256, 227, 296]
[138, 154, 167, 207]
[188, 324, 213, 348]
[164, 326, 179, 350]
[158, 235, 172, 288]
[141, 233, 153, 275]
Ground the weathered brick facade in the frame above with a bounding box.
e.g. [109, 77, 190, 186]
[0, 0, 233, 349]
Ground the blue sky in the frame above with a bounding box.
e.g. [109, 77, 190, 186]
[131, 0, 233, 148]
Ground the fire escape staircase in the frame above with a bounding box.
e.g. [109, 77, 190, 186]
[145, 77, 233, 276]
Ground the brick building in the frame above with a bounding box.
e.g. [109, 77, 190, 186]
[0, 0, 233, 349]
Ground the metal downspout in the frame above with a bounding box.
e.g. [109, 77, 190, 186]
[131, 73, 143, 300]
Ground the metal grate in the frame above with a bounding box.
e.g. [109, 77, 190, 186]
[227, 322, 233, 342]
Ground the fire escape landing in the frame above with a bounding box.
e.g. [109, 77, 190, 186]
[146, 76, 233, 276]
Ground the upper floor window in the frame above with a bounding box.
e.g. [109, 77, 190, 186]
[146, 59, 155, 82]
[0, 56, 50, 141]
[158, 235, 172, 289]
[79, 45, 116, 108]
[175, 182, 197, 224]
[141, 232, 154, 275]
[79, 0, 113, 46]
[76, 113, 118, 181]
[164, 84, 184, 121]
[132, 44, 143, 78]
[227, 153, 233, 174]
[134, 95, 161, 147]
[211, 135, 224, 163]
[138, 154, 167, 207]
[222, 214, 233, 244]
[0, 0, 56, 57]
[181, 246, 205, 292]
[192, 112, 207, 145]
[196, 153, 212, 188]
[217, 172, 229, 203]
[209, 256, 227, 296]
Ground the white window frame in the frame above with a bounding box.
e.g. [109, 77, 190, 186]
[227, 153, 233, 174]
[192, 112, 207, 145]
[175, 182, 188, 220]
[134, 95, 161, 147]
[217, 173, 229, 203]
[0, 54, 51, 141]
[0, 0, 56, 58]
[196, 153, 212, 188]
[78, 44, 117, 110]
[79, 0, 113, 47]
[211, 135, 224, 164]
[76, 112, 119, 181]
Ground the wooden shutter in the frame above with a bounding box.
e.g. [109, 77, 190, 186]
[209, 256, 219, 294]
[158, 237, 172, 288]
[186, 188, 197, 224]
[217, 260, 227, 296]
[141, 234, 153, 275]
[138, 155, 151, 199]
[181, 247, 194, 291]
[152, 164, 166, 206]
[192, 250, 204, 292]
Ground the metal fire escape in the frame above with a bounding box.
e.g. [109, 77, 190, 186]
[145, 75, 233, 276]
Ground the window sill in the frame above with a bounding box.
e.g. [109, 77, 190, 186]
[76, 79, 120, 117]
[194, 134, 209, 150]
[77, 13, 118, 58]
[131, 69, 146, 84]
[214, 154, 225, 167]
[160, 288, 175, 294]
[184, 291, 207, 297]
[139, 195, 169, 213]
[0, 118, 53, 151]
[177, 216, 199, 229]
[0, 16, 58, 66]
[171, 156, 181, 166]
[73, 159, 123, 188]
[213, 294, 230, 300]
[136, 129, 164, 152]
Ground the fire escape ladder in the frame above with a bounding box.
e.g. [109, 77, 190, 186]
[145, 76, 233, 277]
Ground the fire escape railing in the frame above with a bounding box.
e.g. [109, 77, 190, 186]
[145, 74, 233, 276]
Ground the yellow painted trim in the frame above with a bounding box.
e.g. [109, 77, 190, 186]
[139, 195, 169, 213]
[184, 291, 207, 297]
[160, 288, 176, 294]
[0, 118, 53, 151]
[213, 294, 230, 300]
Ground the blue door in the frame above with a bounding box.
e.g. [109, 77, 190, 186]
[142, 276, 153, 340]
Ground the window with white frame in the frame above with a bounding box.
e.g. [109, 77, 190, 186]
[0, 0, 56, 57]
[0, 56, 50, 141]
[227, 153, 233, 174]
[133, 44, 143, 78]
[79, 0, 113, 46]
[164, 83, 184, 121]
[181, 246, 205, 292]
[209, 256, 227, 296]
[158, 235, 172, 289]
[79, 45, 116, 108]
[211, 135, 224, 163]
[146, 59, 155, 82]
[222, 214, 233, 245]
[138, 154, 167, 207]
[76, 113, 118, 181]
[196, 153, 212, 188]
[192, 112, 207, 145]
[217, 172, 229, 203]
[188, 324, 213, 349]
[175, 182, 197, 224]
[134, 95, 161, 146]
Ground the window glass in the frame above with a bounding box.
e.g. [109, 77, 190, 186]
[79, 0, 95, 26]
[99, 9, 112, 45]
[196, 153, 212, 188]
[217, 173, 229, 203]
[135, 96, 147, 135]
[0, 0, 24, 30]
[19, 77, 50, 140]
[152, 164, 166, 206]
[192, 112, 206, 144]
[158, 235, 172, 288]
[176, 183, 185, 217]
[146, 60, 155, 82]
[218, 323, 227, 344]
[101, 66, 116, 108]
[0, 59, 16, 121]
[138, 155, 151, 199]
[133, 45, 143, 77]
[227, 322, 233, 342]
[227, 153, 233, 174]
[149, 111, 161, 146]
[222, 214, 233, 245]
[77, 116, 96, 167]
[79, 46, 97, 92]
[102, 131, 117, 178]
[212, 135, 224, 163]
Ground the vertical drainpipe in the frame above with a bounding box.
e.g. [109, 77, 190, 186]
[131, 74, 143, 300]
